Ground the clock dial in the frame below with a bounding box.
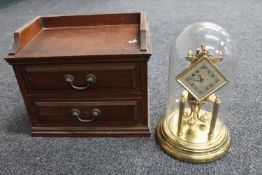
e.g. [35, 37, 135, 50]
[176, 57, 228, 101]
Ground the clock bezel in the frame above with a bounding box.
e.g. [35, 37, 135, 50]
[176, 56, 229, 101]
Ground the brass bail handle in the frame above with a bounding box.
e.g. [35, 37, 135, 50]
[71, 108, 102, 123]
[64, 74, 96, 90]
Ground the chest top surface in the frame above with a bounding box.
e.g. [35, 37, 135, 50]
[5, 13, 151, 64]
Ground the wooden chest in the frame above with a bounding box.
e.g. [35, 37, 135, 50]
[5, 13, 152, 137]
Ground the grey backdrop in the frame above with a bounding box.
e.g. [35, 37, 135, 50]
[0, 0, 261, 174]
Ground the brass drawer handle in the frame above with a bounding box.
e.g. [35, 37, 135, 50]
[71, 109, 102, 123]
[64, 74, 96, 90]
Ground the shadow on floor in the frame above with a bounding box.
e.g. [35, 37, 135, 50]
[4, 112, 31, 135]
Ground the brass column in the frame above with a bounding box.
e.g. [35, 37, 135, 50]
[209, 97, 221, 137]
[177, 95, 185, 136]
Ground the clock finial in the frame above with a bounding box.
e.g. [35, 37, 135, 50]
[212, 50, 224, 63]
[185, 50, 195, 62]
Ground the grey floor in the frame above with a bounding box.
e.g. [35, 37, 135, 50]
[0, 0, 261, 174]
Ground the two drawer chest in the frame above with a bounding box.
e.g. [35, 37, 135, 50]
[5, 13, 152, 137]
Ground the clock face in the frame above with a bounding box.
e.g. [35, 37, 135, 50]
[176, 57, 229, 101]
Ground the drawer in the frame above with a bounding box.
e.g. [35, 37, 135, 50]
[22, 63, 141, 94]
[32, 99, 143, 127]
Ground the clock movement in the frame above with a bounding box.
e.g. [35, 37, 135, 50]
[156, 22, 235, 163]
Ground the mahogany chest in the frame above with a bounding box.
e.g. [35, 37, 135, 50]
[5, 13, 152, 137]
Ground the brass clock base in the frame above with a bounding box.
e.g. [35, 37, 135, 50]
[156, 109, 231, 163]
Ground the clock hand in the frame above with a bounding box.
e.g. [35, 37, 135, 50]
[199, 74, 204, 82]
[192, 79, 201, 81]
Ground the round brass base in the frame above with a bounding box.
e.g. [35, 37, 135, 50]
[156, 109, 231, 163]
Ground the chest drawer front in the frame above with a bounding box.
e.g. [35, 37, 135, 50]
[22, 63, 141, 93]
[32, 100, 142, 126]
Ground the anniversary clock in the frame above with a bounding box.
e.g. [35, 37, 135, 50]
[156, 22, 235, 163]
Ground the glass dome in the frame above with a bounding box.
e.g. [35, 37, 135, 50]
[166, 22, 235, 116]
